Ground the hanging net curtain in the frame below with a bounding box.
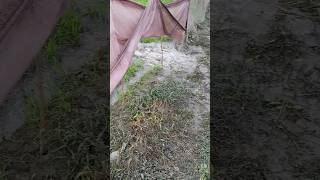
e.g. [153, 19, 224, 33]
[0, 0, 191, 104]
[110, 0, 190, 93]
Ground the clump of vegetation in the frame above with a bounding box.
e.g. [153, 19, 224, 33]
[125, 78, 190, 126]
[44, 9, 83, 63]
[45, 39, 59, 63]
[123, 59, 144, 82]
[54, 10, 83, 46]
[117, 64, 162, 100]
[140, 35, 172, 43]
[187, 67, 205, 83]
[111, 64, 200, 178]
[200, 163, 209, 180]
[136, 0, 172, 5]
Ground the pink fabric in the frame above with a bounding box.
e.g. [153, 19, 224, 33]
[110, 0, 190, 93]
[0, 0, 69, 105]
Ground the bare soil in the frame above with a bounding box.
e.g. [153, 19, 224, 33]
[212, 0, 320, 179]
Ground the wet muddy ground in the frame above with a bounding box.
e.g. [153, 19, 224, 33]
[212, 0, 320, 179]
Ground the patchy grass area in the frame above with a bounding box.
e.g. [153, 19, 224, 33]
[117, 64, 162, 101]
[0, 48, 108, 179]
[140, 35, 172, 43]
[44, 9, 83, 63]
[116, 76, 191, 125]
[54, 10, 83, 46]
[187, 66, 205, 84]
[110, 1, 210, 178]
[136, 0, 172, 5]
[123, 59, 144, 82]
[45, 39, 59, 63]
[111, 66, 199, 178]
[200, 163, 209, 180]
[111, 52, 211, 178]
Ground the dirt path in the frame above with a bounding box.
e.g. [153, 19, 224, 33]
[110, 8, 210, 179]
[212, 0, 320, 179]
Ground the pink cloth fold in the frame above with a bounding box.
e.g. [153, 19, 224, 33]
[0, 0, 69, 105]
[110, 0, 190, 93]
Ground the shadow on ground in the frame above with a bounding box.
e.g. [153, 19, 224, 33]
[212, 0, 320, 179]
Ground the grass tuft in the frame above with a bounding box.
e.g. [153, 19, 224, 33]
[44, 9, 83, 62]
[111, 65, 196, 178]
[200, 163, 209, 180]
[149, 80, 189, 105]
[127, 79, 189, 124]
[55, 10, 83, 47]
[45, 39, 59, 64]
[140, 36, 172, 43]
[123, 59, 144, 82]
[117, 64, 190, 126]
[135, 0, 172, 5]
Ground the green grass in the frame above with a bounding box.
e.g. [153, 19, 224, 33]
[117, 64, 190, 125]
[45, 39, 58, 63]
[111, 64, 196, 179]
[123, 59, 144, 82]
[199, 164, 209, 180]
[140, 35, 172, 43]
[117, 64, 162, 101]
[139, 79, 191, 125]
[44, 9, 83, 63]
[135, 0, 172, 5]
[55, 10, 83, 46]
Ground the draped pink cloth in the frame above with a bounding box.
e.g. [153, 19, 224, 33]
[0, 0, 69, 105]
[110, 0, 190, 93]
